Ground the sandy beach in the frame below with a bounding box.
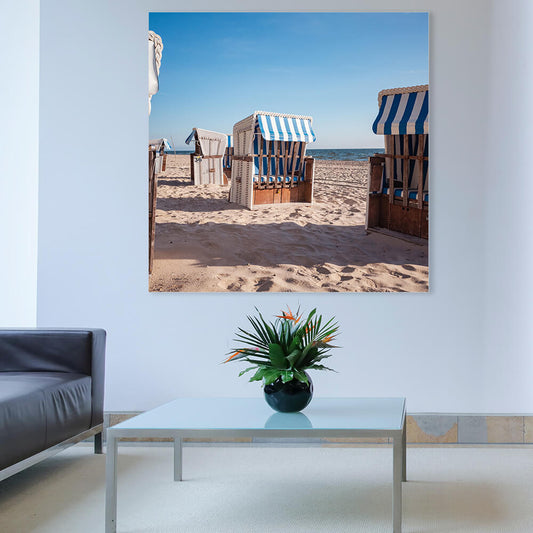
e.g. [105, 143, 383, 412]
[149, 154, 428, 292]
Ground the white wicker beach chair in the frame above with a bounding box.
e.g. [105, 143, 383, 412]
[185, 128, 228, 185]
[148, 31, 163, 115]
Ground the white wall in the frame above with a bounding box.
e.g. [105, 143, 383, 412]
[482, 0, 533, 411]
[0, 0, 39, 326]
[35, 0, 532, 413]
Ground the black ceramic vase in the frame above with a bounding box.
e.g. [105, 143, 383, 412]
[263, 373, 313, 413]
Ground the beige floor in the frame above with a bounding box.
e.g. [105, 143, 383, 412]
[1, 444, 532, 532]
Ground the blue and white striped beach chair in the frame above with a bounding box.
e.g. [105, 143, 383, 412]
[379, 133, 429, 203]
[367, 85, 429, 239]
[229, 111, 316, 209]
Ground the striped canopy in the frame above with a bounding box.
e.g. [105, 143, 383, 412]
[256, 113, 316, 143]
[227, 135, 233, 148]
[372, 88, 428, 135]
[185, 130, 196, 145]
[149, 138, 171, 150]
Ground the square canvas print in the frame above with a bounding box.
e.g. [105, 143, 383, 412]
[148, 12, 429, 292]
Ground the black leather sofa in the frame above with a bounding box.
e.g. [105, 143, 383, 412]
[0, 329, 105, 480]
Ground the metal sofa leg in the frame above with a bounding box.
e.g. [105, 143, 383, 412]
[94, 432, 103, 454]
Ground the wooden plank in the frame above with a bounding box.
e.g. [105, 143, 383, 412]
[290, 141, 298, 185]
[299, 143, 306, 182]
[417, 134, 425, 209]
[378, 194, 391, 228]
[282, 141, 289, 188]
[367, 195, 382, 228]
[384, 203, 428, 239]
[286, 141, 294, 188]
[381, 153, 428, 161]
[369, 156, 385, 192]
[254, 188, 276, 205]
[267, 140, 273, 188]
[386, 136, 394, 204]
[420, 207, 429, 239]
[402, 135, 409, 207]
[303, 171, 313, 202]
[274, 141, 281, 189]
[258, 135, 263, 188]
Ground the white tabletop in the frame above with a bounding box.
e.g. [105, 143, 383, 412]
[110, 398, 406, 432]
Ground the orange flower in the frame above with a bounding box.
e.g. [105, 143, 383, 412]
[276, 307, 301, 323]
[224, 350, 243, 363]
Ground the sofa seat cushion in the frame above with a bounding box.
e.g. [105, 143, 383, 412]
[0, 372, 92, 470]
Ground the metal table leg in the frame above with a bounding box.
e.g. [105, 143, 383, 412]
[105, 434, 118, 533]
[402, 419, 407, 482]
[174, 436, 182, 481]
[393, 433, 403, 533]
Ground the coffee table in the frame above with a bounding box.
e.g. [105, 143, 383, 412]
[105, 397, 406, 532]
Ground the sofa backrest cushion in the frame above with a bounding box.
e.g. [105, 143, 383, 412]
[0, 330, 92, 375]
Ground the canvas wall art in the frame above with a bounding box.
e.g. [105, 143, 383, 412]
[148, 12, 429, 293]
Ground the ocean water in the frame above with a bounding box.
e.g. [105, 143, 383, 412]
[307, 148, 384, 161]
[167, 148, 384, 162]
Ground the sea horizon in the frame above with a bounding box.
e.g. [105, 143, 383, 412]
[166, 148, 385, 162]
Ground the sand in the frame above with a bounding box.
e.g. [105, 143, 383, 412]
[149, 154, 428, 292]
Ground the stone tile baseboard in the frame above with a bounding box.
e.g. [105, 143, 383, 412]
[102, 412, 533, 445]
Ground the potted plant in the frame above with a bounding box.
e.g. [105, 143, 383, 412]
[223, 307, 339, 412]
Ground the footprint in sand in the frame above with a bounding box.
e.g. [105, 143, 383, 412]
[402, 264, 416, 271]
[340, 275, 352, 282]
[316, 266, 331, 275]
[227, 277, 245, 291]
[256, 277, 274, 292]
[391, 270, 410, 279]
[341, 266, 355, 273]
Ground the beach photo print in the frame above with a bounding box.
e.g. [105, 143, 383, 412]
[148, 12, 429, 293]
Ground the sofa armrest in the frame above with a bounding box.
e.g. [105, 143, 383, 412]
[0, 328, 106, 427]
[89, 329, 106, 427]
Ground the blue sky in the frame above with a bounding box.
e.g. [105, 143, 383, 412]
[149, 12, 428, 149]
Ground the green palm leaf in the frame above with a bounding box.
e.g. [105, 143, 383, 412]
[224, 307, 340, 382]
